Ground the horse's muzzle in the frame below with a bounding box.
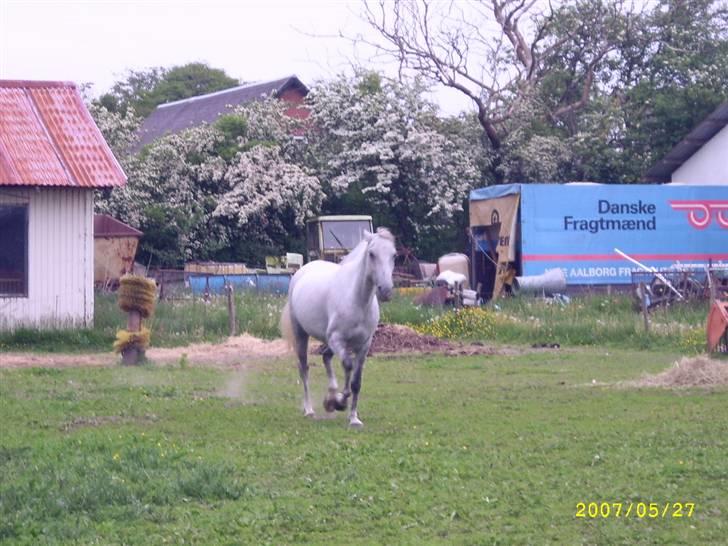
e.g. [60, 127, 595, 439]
[378, 286, 393, 302]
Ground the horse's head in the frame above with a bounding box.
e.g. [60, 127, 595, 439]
[364, 228, 396, 302]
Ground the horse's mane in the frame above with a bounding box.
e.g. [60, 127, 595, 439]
[340, 238, 368, 266]
[375, 227, 395, 242]
[340, 228, 394, 266]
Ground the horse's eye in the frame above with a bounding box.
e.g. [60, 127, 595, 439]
[369, 251, 375, 259]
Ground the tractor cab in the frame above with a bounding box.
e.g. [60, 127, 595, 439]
[306, 215, 373, 262]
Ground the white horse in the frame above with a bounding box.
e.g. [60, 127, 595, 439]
[280, 228, 396, 427]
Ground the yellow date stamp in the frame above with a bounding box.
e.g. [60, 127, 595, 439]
[575, 502, 695, 519]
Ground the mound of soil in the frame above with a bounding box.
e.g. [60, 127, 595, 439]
[368, 324, 513, 356]
[628, 356, 728, 388]
[313, 323, 506, 356]
[369, 324, 454, 354]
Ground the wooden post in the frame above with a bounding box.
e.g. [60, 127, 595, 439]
[708, 269, 717, 303]
[640, 282, 650, 333]
[122, 309, 142, 365]
[226, 283, 237, 336]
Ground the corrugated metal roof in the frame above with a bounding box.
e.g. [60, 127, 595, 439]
[94, 214, 143, 238]
[643, 102, 728, 183]
[135, 75, 308, 149]
[0, 80, 126, 188]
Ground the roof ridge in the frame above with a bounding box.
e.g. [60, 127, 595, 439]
[0, 80, 77, 89]
[157, 75, 297, 109]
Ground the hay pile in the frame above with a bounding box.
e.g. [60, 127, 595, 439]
[628, 356, 728, 388]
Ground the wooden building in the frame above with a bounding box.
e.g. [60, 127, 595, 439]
[0, 80, 126, 330]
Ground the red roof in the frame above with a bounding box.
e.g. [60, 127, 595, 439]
[0, 80, 126, 188]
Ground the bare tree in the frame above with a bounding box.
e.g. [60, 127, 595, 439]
[357, 0, 635, 152]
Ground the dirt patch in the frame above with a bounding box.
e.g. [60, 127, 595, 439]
[147, 334, 290, 367]
[625, 356, 728, 389]
[1, 325, 523, 369]
[317, 323, 521, 357]
[0, 352, 115, 369]
[0, 334, 290, 369]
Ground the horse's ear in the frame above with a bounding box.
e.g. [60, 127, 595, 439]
[363, 230, 374, 241]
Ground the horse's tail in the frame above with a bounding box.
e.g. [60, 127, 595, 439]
[279, 301, 295, 352]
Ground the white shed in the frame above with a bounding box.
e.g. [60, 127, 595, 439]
[0, 80, 126, 330]
[644, 102, 728, 185]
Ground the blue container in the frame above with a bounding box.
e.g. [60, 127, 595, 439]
[188, 273, 290, 295]
[470, 183, 728, 285]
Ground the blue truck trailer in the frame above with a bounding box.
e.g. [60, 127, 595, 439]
[469, 183, 727, 299]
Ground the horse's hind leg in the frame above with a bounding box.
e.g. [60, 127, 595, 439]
[293, 328, 314, 417]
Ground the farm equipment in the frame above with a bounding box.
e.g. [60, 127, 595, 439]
[707, 300, 728, 353]
[631, 265, 728, 309]
[306, 215, 373, 262]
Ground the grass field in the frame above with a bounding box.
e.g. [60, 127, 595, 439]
[2, 348, 727, 544]
[0, 291, 710, 354]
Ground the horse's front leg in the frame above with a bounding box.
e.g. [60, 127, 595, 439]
[321, 347, 343, 412]
[347, 342, 371, 428]
[327, 332, 355, 414]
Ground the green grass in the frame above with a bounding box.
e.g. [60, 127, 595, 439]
[0, 292, 286, 353]
[489, 295, 708, 351]
[1, 349, 727, 544]
[0, 291, 711, 354]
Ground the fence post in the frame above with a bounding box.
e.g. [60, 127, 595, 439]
[226, 283, 237, 337]
[640, 282, 650, 333]
[121, 309, 142, 365]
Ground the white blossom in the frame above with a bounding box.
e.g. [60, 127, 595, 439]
[308, 73, 480, 246]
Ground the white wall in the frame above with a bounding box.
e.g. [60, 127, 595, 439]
[0, 187, 94, 330]
[672, 124, 728, 185]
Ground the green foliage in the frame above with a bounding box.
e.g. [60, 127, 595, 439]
[213, 114, 249, 160]
[100, 63, 240, 118]
[356, 71, 382, 94]
[145, 63, 239, 115]
[96, 66, 165, 116]
[534, 0, 728, 183]
[379, 291, 445, 326]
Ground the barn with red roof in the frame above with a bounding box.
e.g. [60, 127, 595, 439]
[0, 80, 126, 329]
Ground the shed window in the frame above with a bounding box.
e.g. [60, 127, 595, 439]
[0, 205, 28, 296]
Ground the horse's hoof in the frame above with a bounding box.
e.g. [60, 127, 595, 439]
[349, 417, 364, 428]
[333, 392, 348, 411]
[303, 409, 315, 418]
[323, 397, 336, 413]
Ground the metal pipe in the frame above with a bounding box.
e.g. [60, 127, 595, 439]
[614, 248, 684, 301]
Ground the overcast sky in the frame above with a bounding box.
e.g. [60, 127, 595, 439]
[0, 0, 471, 114]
